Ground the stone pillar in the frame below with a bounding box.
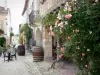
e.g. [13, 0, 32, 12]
[42, 26, 52, 60]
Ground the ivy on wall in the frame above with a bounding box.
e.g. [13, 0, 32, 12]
[20, 24, 33, 48]
[42, 13, 57, 26]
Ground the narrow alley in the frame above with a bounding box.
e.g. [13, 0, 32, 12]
[0, 52, 79, 75]
[0, 0, 99, 75]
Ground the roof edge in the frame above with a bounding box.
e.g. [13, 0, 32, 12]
[22, 0, 29, 16]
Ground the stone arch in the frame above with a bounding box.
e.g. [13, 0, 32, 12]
[35, 28, 42, 46]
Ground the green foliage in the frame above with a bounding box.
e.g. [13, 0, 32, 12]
[20, 24, 33, 47]
[52, 1, 100, 75]
[0, 46, 3, 51]
[20, 24, 26, 33]
[42, 13, 57, 26]
[0, 29, 4, 34]
[19, 35, 23, 44]
[10, 32, 14, 37]
[0, 37, 6, 47]
[70, 3, 100, 75]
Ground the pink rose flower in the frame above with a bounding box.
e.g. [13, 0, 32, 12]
[51, 32, 54, 36]
[60, 47, 64, 51]
[55, 20, 59, 25]
[60, 24, 64, 28]
[75, 29, 79, 33]
[82, 53, 85, 57]
[67, 36, 70, 40]
[65, 14, 72, 19]
[58, 54, 62, 58]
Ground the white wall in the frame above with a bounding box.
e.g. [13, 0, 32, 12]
[6, 13, 10, 37]
[34, 0, 40, 11]
[23, 11, 28, 24]
[12, 36, 19, 45]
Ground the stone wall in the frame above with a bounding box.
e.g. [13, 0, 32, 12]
[42, 26, 52, 60]
[40, 0, 67, 15]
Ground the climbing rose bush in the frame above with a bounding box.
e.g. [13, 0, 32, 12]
[52, 1, 100, 75]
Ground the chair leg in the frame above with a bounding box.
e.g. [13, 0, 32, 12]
[15, 55, 17, 60]
[4, 56, 5, 62]
[48, 60, 57, 71]
[8, 53, 10, 62]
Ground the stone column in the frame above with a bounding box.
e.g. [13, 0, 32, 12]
[42, 26, 52, 60]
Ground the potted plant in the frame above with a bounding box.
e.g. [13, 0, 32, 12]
[17, 35, 25, 56]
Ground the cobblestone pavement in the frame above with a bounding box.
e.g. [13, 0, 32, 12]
[25, 54, 80, 75]
[0, 54, 32, 75]
[0, 52, 80, 75]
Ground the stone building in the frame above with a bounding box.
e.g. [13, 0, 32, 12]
[39, 0, 67, 60]
[0, 6, 11, 45]
[22, 0, 67, 60]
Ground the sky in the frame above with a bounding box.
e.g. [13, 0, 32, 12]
[0, 0, 25, 34]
